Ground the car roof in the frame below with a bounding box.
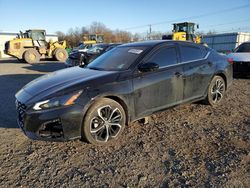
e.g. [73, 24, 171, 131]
[120, 40, 202, 48]
[120, 40, 167, 47]
[95, 43, 121, 47]
[108, 43, 121, 47]
[240, 41, 250, 44]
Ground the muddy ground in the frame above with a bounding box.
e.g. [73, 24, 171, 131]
[0, 59, 249, 187]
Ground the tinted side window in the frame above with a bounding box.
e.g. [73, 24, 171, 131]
[180, 45, 203, 62]
[234, 43, 250, 52]
[147, 47, 178, 68]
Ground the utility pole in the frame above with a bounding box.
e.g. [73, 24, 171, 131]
[149, 24, 152, 40]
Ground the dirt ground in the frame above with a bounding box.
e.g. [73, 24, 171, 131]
[0, 58, 249, 187]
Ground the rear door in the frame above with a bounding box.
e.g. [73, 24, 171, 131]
[132, 44, 184, 118]
[178, 44, 214, 101]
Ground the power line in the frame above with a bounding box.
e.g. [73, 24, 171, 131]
[202, 18, 250, 29]
[124, 4, 250, 31]
[218, 26, 250, 33]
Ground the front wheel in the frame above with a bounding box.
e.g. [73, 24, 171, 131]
[54, 48, 68, 62]
[205, 76, 226, 106]
[23, 49, 40, 64]
[83, 98, 126, 145]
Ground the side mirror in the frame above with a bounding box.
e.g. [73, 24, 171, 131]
[138, 62, 159, 72]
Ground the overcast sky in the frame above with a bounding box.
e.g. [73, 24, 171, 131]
[0, 0, 250, 34]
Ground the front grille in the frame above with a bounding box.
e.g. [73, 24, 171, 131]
[16, 100, 27, 129]
[38, 119, 64, 138]
[233, 61, 250, 72]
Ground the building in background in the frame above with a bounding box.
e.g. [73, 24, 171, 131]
[0, 32, 58, 58]
[202, 32, 250, 53]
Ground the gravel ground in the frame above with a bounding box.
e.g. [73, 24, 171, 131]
[0, 58, 249, 187]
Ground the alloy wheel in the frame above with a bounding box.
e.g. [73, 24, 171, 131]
[90, 105, 123, 143]
[210, 78, 225, 103]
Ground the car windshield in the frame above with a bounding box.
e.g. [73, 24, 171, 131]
[234, 43, 250, 53]
[87, 45, 106, 53]
[87, 46, 146, 71]
[77, 43, 85, 49]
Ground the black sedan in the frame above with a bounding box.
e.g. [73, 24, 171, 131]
[15, 40, 233, 145]
[65, 43, 120, 67]
[227, 41, 250, 77]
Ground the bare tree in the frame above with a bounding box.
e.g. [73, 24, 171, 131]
[56, 22, 135, 47]
[55, 31, 65, 41]
[206, 30, 217, 35]
[150, 31, 164, 40]
[132, 33, 140, 42]
[89, 22, 108, 34]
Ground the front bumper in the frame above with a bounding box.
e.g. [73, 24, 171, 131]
[233, 61, 250, 75]
[16, 100, 84, 141]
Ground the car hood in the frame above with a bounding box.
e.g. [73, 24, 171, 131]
[227, 52, 250, 62]
[16, 67, 118, 104]
[71, 48, 88, 53]
[69, 51, 84, 59]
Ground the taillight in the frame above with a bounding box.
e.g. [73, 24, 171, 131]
[227, 58, 234, 64]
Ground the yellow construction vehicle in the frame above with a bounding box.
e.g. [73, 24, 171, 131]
[163, 22, 201, 43]
[83, 34, 104, 44]
[75, 34, 104, 52]
[5, 29, 68, 63]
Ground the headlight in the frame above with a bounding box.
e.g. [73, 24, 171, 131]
[33, 90, 83, 110]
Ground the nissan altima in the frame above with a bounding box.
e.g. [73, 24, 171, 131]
[15, 40, 233, 145]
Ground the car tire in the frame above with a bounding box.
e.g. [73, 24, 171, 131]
[24, 49, 40, 64]
[204, 75, 226, 106]
[54, 48, 68, 62]
[83, 98, 126, 145]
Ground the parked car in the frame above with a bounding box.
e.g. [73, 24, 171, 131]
[227, 41, 250, 76]
[73, 42, 95, 53]
[15, 40, 233, 145]
[65, 43, 120, 67]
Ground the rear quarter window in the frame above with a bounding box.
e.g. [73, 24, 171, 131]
[180, 45, 204, 62]
[234, 43, 250, 53]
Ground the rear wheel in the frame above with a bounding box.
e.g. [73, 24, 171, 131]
[23, 49, 40, 64]
[54, 48, 68, 62]
[205, 76, 226, 106]
[83, 98, 126, 145]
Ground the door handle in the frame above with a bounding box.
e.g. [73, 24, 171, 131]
[175, 72, 182, 77]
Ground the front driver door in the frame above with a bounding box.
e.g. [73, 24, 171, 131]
[132, 44, 184, 118]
